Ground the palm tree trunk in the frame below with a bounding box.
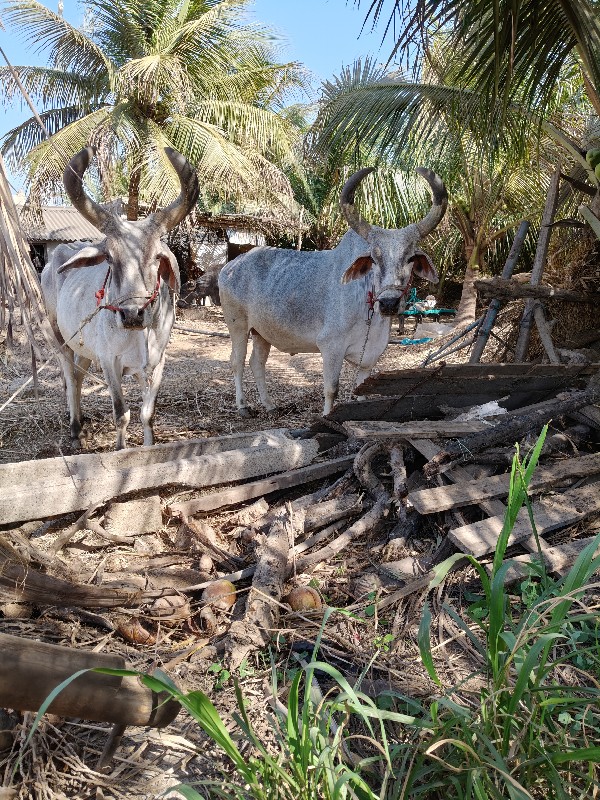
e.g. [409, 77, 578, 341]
[127, 167, 141, 221]
[453, 244, 480, 328]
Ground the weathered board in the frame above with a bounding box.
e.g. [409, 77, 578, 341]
[343, 419, 490, 439]
[500, 537, 600, 584]
[448, 481, 600, 557]
[0, 428, 292, 489]
[355, 363, 598, 398]
[0, 437, 319, 525]
[409, 452, 600, 514]
[329, 363, 598, 423]
[167, 455, 355, 518]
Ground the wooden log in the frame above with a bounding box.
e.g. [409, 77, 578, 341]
[448, 481, 600, 558]
[226, 508, 291, 669]
[0, 437, 319, 525]
[0, 632, 179, 727]
[499, 537, 600, 584]
[515, 166, 561, 361]
[343, 419, 490, 439]
[167, 455, 354, 518]
[422, 387, 599, 476]
[410, 452, 600, 514]
[474, 277, 600, 304]
[533, 301, 560, 363]
[0, 535, 176, 609]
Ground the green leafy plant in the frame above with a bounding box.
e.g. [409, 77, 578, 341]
[400, 425, 600, 798]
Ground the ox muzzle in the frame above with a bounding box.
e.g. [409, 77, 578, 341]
[118, 305, 150, 329]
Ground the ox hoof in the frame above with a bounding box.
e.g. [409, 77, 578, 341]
[238, 406, 256, 418]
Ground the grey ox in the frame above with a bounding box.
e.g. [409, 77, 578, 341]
[218, 167, 447, 416]
[41, 146, 199, 449]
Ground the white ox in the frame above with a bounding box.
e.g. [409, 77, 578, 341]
[41, 146, 199, 449]
[218, 167, 447, 416]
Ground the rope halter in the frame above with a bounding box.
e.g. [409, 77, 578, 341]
[95, 267, 161, 313]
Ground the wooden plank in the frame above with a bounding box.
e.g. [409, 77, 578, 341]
[0, 438, 319, 525]
[0, 428, 292, 489]
[501, 537, 600, 584]
[329, 393, 554, 424]
[355, 363, 597, 398]
[166, 454, 355, 518]
[448, 482, 600, 557]
[408, 439, 507, 517]
[408, 439, 546, 555]
[343, 419, 490, 439]
[409, 452, 600, 515]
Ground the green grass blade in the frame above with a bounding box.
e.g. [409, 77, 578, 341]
[418, 602, 441, 686]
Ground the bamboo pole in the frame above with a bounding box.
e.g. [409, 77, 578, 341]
[470, 220, 529, 363]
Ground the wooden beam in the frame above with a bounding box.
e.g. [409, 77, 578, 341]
[448, 481, 600, 557]
[409, 452, 600, 515]
[354, 363, 597, 398]
[166, 455, 354, 518]
[0, 438, 319, 525]
[0, 632, 179, 727]
[0, 428, 293, 490]
[515, 166, 561, 361]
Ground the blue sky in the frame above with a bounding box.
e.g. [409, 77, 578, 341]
[0, 0, 388, 190]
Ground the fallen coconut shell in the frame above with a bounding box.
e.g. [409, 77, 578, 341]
[283, 586, 322, 611]
[201, 579, 236, 611]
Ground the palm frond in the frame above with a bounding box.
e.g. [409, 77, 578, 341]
[0, 0, 110, 76]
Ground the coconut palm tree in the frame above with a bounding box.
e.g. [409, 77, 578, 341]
[0, 0, 308, 217]
[358, 0, 600, 117]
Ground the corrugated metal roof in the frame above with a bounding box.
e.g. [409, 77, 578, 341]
[17, 205, 103, 243]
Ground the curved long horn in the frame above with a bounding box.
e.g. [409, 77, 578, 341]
[63, 147, 112, 231]
[340, 167, 374, 241]
[415, 167, 448, 237]
[153, 148, 200, 232]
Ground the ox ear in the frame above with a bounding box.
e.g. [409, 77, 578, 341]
[409, 250, 439, 284]
[56, 246, 107, 273]
[158, 251, 181, 293]
[341, 255, 374, 284]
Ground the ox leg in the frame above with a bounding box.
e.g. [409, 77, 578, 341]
[59, 349, 86, 448]
[138, 355, 167, 446]
[249, 332, 276, 412]
[102, 361, 130, 450]
[226, 320, 253, 416]
[320, 349, 345, 416]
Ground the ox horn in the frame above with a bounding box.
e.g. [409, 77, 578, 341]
[152, 148, 200, 232]
[414, 167, 448, 237]
[340, 167, 374, 241]
[63, 147, 112, 231]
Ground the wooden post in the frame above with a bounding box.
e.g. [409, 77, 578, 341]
[515, 167, 561, 361]
[0, 633, 180, 727]
[470, 220, 529, 363]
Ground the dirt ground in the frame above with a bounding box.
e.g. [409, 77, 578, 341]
[0, 303, 444, 461]
[0, 307, 484, 800]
